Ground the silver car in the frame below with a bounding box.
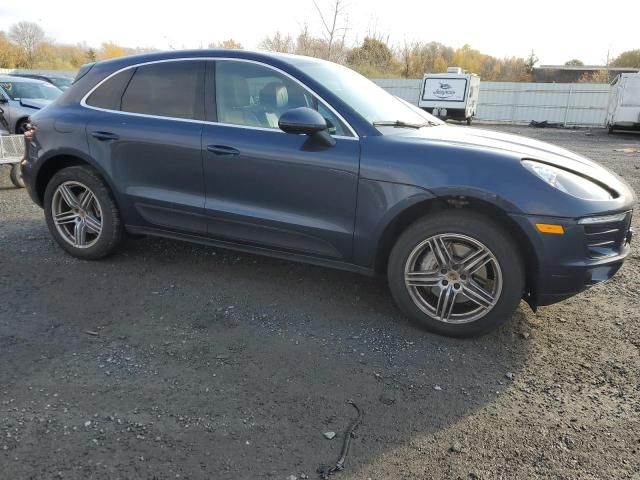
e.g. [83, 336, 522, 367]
[0, 75, 62, 134]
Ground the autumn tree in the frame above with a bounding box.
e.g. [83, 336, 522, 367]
[578, 70, 610, 83]
[0, 31, 21, 68]
[296, 25, 337, 59]
[9, 21, 45, 68]
[398, 40, 415, 78]
[210, 39, 243, 49]
[97, 42, 127, 60]
[259, 32, 295, 53]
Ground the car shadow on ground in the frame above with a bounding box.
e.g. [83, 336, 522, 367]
[0, 220, 533, 479]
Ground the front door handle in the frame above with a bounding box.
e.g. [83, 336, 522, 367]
[91, 131, 119, 141]
[207, 144, 240, 156]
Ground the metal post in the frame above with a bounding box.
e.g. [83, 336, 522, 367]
[563, 86, 573, 127]
[511, 83, 521, 124]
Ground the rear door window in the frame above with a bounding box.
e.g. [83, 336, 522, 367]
[120, 61, 205, 120]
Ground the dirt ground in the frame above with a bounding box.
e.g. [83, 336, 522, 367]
[0, 125, 639, 480]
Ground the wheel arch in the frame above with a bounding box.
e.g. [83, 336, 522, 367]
[373, 194, 539, 303]
[14, 116, 30, 134]
[34, 151, 116, 207]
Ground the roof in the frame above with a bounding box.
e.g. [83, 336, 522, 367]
[90, 49, 328, 72]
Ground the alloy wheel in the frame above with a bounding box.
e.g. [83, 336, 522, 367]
[51, 181, 103, 248]
[404, 233, 503, 324]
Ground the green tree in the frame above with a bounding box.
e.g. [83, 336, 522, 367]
[348, 37, 397, 77]
[86, 48, 97, 62]
[525, 49, 539, 73]
[564, 59, 584, 66]
[612, 49, 640, 68]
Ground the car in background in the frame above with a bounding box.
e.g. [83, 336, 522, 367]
[0, 75, 62, 133]
[8, 73, 74, 91]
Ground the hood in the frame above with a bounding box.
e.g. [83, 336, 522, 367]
[19, 98, 52, 110]
[399, 125, 624, 187]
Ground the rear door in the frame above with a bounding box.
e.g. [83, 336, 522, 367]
[85, 60, 207, 233]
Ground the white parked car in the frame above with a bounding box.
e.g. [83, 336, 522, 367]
[0, 75, 62, 134]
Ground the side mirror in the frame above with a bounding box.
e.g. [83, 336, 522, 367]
[279, 107, 335, 147]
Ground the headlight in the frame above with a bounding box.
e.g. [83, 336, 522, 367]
[522, 160, 613, 201]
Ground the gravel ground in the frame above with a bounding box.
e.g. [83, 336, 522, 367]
[0, 125, 639, 480]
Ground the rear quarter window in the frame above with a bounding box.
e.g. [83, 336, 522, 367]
[85, 69, 135, 110]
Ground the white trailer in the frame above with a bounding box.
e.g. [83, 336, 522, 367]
[418, 67, 480, 125]
[606, 72, 640, 133]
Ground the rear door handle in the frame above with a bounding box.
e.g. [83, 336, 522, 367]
[91, 131, 119, 141]
[207, 144, 240, 156]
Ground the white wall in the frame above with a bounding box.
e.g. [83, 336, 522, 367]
[374, 79, 610, 127]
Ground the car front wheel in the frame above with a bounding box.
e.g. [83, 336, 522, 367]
[44, 165, 124, 260]
[388, 210, 524, 337]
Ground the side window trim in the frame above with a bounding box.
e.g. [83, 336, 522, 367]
[80, 57, 358, 138]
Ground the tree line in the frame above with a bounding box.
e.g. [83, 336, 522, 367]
[1, 10, 639, 83]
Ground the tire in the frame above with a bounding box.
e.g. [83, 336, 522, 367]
[387, 210, 524, 337]
[43, 165, 124, 260]
[15, 118, 29, 134]
[9, 163, 25, 188]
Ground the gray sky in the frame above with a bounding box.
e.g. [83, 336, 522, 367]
[1, 0, 638, 65]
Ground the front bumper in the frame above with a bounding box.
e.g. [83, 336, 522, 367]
[510, 211, 633, 307]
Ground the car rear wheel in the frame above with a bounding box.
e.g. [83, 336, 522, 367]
[388, 210, 524, 337]
[44, 165, 124, 260]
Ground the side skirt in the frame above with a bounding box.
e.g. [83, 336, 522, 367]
[125, 225, 377, 277]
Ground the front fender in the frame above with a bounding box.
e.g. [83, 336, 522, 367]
[353, 179, 436, 268]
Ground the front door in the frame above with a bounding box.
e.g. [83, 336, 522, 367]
[201, 59, 360, 260]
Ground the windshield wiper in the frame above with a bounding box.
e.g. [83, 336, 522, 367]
[372, 120, 433, 129]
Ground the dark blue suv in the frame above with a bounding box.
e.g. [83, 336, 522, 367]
[21, 50, 636, 337]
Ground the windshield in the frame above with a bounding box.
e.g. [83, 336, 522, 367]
[0, 81, 62, 101]
[49, 77, 73, 90]
[294, 60, 441, 133]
